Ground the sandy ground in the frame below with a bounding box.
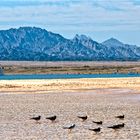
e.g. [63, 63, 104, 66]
[0, 78, 140, 139]
[0, 89, 139, 140]
[0, 78, 140, 93]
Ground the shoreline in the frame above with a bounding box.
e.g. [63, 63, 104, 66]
[0, 77, 140, 93]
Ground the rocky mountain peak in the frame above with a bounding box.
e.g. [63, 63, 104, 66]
[102, 37, 124, 47]
[73, 34, 92, 42]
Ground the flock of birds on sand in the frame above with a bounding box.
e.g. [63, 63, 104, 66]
[30, 114, 125, 133]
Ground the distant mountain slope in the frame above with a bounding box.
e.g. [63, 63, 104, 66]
[102, 38, 140, 60]
[0, 27, 140, 61]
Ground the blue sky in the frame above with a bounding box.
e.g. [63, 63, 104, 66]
[0, 0, 140, 45]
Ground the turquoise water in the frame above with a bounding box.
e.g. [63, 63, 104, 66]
[0, 73, 140, 80]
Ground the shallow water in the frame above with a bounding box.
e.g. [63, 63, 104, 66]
[0, 73, 140, 80]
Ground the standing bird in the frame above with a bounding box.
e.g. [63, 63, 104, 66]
[92, 121, 103, 125]
[30, 115, 41, 123]
[63, 124, 75, 133]
[117, 123, 125, 128]
[107, 123, 125, 130]
[77, 115, 87, 121]
[46, 115, 57, 122]
[115, 115, 124, 119]
[89, 127, 101, 133]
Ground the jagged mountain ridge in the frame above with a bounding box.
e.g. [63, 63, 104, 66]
[0, 27, 139, 61]
[102, 38, 140, 60]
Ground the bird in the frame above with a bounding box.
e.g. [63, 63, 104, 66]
[77, 115, 87, 121]
[46, 115, 57, 122]
[89, 127, 101, 133]
[63, 124, 75, 133]
[115, 115, 124, 119]
[30, 115, 41, 122]
[92, 121, 103, 125]
[107, 123, 125, 130]
[117, 123, 125, 128]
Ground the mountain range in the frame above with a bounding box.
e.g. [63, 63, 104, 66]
[0, 27, 140, 61]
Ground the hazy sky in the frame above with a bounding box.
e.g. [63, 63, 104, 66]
[0, 0, 140, 45]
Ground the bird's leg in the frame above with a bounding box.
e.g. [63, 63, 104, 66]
[68, 129, 72, 134]
[52, 120, 56, 123]
[36, 121, 41, 124]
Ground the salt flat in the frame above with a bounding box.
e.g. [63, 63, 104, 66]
[0, 88, 139, 140]
[0, 78, 140, 139]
